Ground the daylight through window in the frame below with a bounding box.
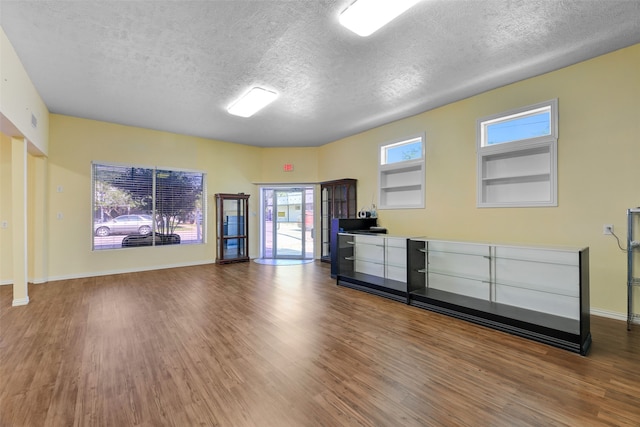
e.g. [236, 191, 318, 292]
[378, 134, 425, 209]
[381, 137, 423, 165]
[92, 163, 205, 250]
[481, 106, 552, 147]
[476, 99, 558, 207]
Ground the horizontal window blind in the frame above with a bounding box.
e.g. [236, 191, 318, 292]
[92, 163, 205, 250]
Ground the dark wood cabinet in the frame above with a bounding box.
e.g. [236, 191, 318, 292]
[215, 193, 249, 264]
[320, 179, 357, 262]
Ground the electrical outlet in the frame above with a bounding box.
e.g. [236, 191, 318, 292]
[603, 224, 614, 235]
[1, 221, 7, 229]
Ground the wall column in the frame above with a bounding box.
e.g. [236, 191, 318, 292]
[11, 137, 28, 306]
[30, 155, 47, 283]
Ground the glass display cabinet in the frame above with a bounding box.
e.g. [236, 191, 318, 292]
[320, 179, 357, 262]
[215, 193, 250, 264]
[336, 232, 410, 303]
[407, 238, 591, 355]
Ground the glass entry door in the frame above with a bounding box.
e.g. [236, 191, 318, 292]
[262, 187, 314, 259]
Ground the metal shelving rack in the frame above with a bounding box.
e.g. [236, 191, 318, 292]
[627, 208, 640, 330]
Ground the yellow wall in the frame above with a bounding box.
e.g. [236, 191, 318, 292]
[4, 26, 638, 318]
[0, 132, 12, 284]
[47, 115, 262, 280]
[260, 147, 319, 184]
[319, 43, 640, 316]
[0, 132, 47, 285]
[0, 27, 49, 155]
[27, 153, 47, 283]
[258, 146, 322, 255]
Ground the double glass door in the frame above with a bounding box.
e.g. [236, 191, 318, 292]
[261, 187, 314, 259]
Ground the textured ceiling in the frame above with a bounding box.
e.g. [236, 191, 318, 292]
[1, 0, 640, 147]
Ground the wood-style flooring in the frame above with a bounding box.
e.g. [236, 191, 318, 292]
[1, 261, 640, 426]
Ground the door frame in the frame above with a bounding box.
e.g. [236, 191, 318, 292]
[259, 185, 314, 260]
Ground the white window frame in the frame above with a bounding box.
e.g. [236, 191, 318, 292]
[91, 161, 206, 250]
[378, 133, 425, 210]
[477, 99, 558, 208]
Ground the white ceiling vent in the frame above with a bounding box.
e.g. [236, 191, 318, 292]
[31, 113, 37, 128]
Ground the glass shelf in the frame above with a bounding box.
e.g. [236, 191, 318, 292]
[428, 269, 490, 284]
[407, 237, 590, 354]
[481, 173, 550, 184]
[337, 233, 409, 298]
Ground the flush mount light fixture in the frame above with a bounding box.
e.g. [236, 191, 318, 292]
[339, 0, 421, 37]
[227, 87, 278, 117]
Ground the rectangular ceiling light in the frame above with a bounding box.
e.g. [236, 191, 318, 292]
[339, 0, 421, 37]
[227, 87, 278, 117]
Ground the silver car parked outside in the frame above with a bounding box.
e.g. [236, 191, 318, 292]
[94, 214, 153, 237]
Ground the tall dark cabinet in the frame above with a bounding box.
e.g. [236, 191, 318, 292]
[320, 179, 357, 262]
[215, 193, 250, 264]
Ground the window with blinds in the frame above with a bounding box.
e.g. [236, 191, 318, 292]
[92, 163, 205, 250]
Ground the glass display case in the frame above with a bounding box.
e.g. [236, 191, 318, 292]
[407, 238, 591, 355]
[320, 179, 357, 262]
[336, 232, 410, 303]
[215, 193, 249, 264]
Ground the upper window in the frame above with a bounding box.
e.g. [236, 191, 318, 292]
[480, 105, 553, 147]
[477, 99, 558, 208]
[379, 134, 425, 209]
[92, 163, 205, 250]
[381, 137, 423, 165]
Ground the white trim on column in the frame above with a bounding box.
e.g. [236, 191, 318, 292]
[12, 296, 29, 306]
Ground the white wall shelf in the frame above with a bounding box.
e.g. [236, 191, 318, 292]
[476, 100, 558, 208]
[481, 173, 550, 184]
[379, 160, 424, 210]
[478, 142, 556, 207]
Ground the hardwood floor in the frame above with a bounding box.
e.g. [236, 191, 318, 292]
[1, 261, 640, 426]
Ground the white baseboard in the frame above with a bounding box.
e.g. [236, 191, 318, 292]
[1, 277, 57, 286]
[44, 260, 214, 283]
[590, 308, 626, 321]
[12, 296, 29, 306]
